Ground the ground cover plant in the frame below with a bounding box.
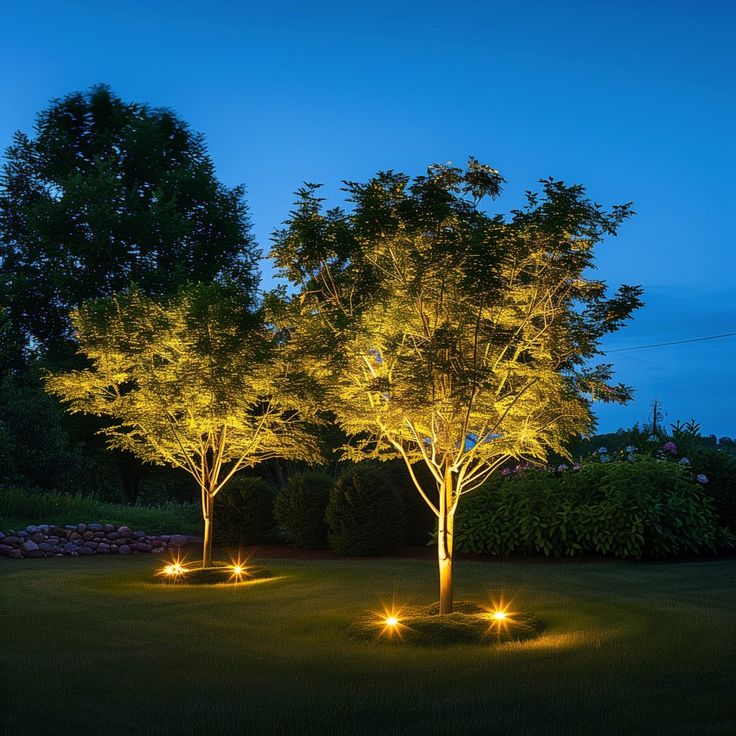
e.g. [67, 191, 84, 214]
[1, 554, 735, 735]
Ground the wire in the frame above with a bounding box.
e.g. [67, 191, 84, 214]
[605, 332, 736, 353]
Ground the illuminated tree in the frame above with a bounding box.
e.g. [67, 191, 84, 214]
[272, 160, 643, 613]
[46, 284, 321, 566]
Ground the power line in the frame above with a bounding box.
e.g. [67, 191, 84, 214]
[604, 332, 736, 353]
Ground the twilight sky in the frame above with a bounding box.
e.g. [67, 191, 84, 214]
[1, 0, 734, 435]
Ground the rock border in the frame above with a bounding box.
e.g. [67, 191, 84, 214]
[0, 524, 201, 559]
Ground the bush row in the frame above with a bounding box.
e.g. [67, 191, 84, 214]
[214, 464, 433, 554]
[214, 458, 734, 559]
[454, 460, 734, 559]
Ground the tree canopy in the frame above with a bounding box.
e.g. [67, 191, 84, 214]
[0, 84, 259, 361]
[271, 159, 643, 611]
[46, 283, 322, 565]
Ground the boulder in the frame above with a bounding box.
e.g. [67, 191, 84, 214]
[117, 526, 131, 536]
[20, 540, 40, 553]
[118, 544, 132, 555]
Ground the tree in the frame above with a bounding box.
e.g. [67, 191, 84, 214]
[271, 159, 643, 613]
[0, 84, 259, 361]
[46, 284, 321, 566]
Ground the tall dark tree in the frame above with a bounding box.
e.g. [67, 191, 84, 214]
[0, 84, 259, 361]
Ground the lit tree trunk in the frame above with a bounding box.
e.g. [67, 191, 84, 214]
[202, 490, 214, 568]
[438, 466, 455, 615]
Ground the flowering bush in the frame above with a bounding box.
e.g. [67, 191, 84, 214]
[455, 460, 733, 559]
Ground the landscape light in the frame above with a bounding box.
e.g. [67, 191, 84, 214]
[159, 552, 189, 579]
[228, 553, 250, 582]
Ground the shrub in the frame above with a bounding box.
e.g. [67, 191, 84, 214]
[690, 447, 736, 533]
[274, 471, 333, 548]
[326, 465, 405, 555]
[385, 461, 437, 546]
[455, 460, 730, 559]
[214, 476, 276, 545]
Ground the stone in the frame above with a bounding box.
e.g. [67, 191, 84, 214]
[39, 542, 58, 553]
[49, 526, 66, 536]
[0, 544, 13, 554]
[0, 531, 4, 540]
[83, 541, 98, 549]
[69, 532, 82, 542]
[110, 545, 119, 553]
[117, 526, 131, 536]
[132, 531, 145, 539]
[30, 532, 46, 543]
[88, 523, 104, 531]
[132, 542, 152, 552]
[63, 542, 80, 554]
[76, 547, 93, 555]
[21, 540, 40, 553]
[104, 524, 114, 533]
[2, 536, 21, 546]
[106, 531, 119, 540]
[92, 531, 105, 538]
[82, 531, 94, 541]
[7, 548, 22, 559]
[118, 544, 132, 555]
[97, 543, 110, 552]
[77, 523, 87, 533]
[17, 530, 29, 538]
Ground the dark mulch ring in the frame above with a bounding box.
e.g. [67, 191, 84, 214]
[154, 560, 273, 585]
[348, 600, 543, 646]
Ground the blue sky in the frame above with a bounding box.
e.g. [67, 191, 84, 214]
[1, 0, 734, 435]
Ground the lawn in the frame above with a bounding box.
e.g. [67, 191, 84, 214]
[1, 554, 735, 735]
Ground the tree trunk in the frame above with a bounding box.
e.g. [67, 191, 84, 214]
[202, 492, 213, 568]
[438, 468, 455, 615]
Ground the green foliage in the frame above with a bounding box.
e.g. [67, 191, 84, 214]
[0, 84, 259, 360]
[384, 460, 437, 545]
[455, 461, 730, 559]
[0, 372, 71, 488]
[326, 465, 405, 555]
[213, 476, 277, 544]
[690, 447, 736, 533]
[0, 486, 199, 534]
[274, 471, 333, 548]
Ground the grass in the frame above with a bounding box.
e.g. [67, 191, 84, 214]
[1, 554, 735, 735]
[0, 486, 200, 534]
